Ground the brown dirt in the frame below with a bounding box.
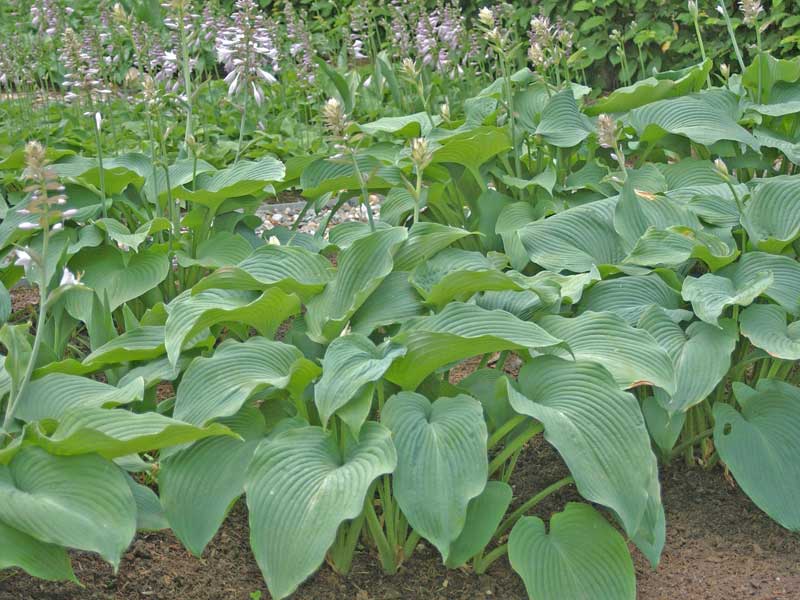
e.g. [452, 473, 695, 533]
[2, 440, 798, 600]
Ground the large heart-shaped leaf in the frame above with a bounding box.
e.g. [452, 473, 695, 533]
[83, 326, 166, 366]
[538, 311, 676, 393]
[444, 481, 512, 568]
[15, 374, 144, 422]
[638, 306, 737, 413]
[174, 338, 320, 426]
[718, 252, 800, 316]
[381, 392, 487, 560]
[245, 423, 396, 600]
[174, 156, 285, 215]
[315, 334, 406, 430]
[714, 380, 800, 530]
[0, 520, 75, 581]
[68, 244, 169, 311]
[507, 357, 663, 552]
[192, 244, 335, 301]
[306, 227, 408, 342]
[29, 407, 234, 458]
[0, 447, 136, 567]
[739, 304, 800, 360]
[629, 96, 759, 151]
[742, 176, 800, 253]
[508, 503, 636, 600]
[518, 200, 626, 273]
[578, 274, 685, 324]
[349, 271, 426, 335]
[385, 303, 564, 390]
[165, 288, 300, 365]
[160, 407, 267, 556]
[682, 271, 773, 326]
[535, 89, 595, 148]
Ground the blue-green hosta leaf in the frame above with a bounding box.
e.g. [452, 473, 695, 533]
[754, 127, 800, 165]
[538, 311, 676, 393]
[315, 335, 406, 430]
[382, 392, 487, 560]
[623, 226, 738, 271]
[0, 281, 10, 326]
[175, 232, 253, 268]
[329, 221, 395, 249]
[614, 179, 701, 248]
[642, 396, 687, 454]
[742, 54, 800, 102]
[300, 154, 388, 198]
[349, 271, 426, 335]
[682, 271, 773, 326]
[142, 158, 215, 205]
[507, 357, 663, 554]
[306, 227, 408, 343]
[742, 176, 800, 253]
[431, 126, 511, 173]
[173, 156, 285, 214]
[94, 217, 171, 252]
[718, 252, 800, 316]
[192, 244, 334, 301]
[160, 407, 267, 556]
[28, 407, 234, 458]
[508, 503, 636, 600]
[535, 89, 595, 148]
[126, 476, 168, 531]
[714, 380, 800, 530]
[174, 338, 320, 426]
[585, 60, 711, 115]
[0, 520, 75, 582]
[629, 96, 759, 151]
[83, 326, 165, 365]
[739, 304, 800, 360]
[393, 222, 475, 271]
[245, 423, 396, 600]
[444, 481, 512, 568]
[15, 375, 144, 422]
[52, 153, 151, 195]
[68, 244, 169, 311]
[638, 306, 737, 414]
[578, 274, 685, 324]
[0, 447, 136, 568]
[518, 201, 626, 273]
[165, 288, 301, 365]
[118, 356, 187, 389]
[385, 303, 564, 390]
[359, 112, 439, 137]
[410, 249, 516, 307]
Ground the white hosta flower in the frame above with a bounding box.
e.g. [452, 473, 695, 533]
[59, 268, 78, 286]
[267, 235, 281, 246]
[18, 222, 38, 230]
[62, 208, 78, 218]
[52, 223, 63, 231]
[14, 250, 33, 269]
[94, 111, 102, 130]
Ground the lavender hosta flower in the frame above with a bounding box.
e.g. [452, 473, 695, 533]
[284, 3, 316, 86]
[216, 0, 279, 105]
[385, 0, 412, 59]
[31, 0, 59, 37]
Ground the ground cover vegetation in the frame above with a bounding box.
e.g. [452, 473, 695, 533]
[0, 0, 799, 598]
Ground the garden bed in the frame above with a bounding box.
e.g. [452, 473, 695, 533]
[2, 440, 797, 600]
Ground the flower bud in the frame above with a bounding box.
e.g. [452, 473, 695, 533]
[478, 7, 495, 28]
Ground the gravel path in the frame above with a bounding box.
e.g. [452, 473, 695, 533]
[256, 195, 381, 236]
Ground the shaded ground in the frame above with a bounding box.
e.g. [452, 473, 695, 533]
[2, 438, 798, 600]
